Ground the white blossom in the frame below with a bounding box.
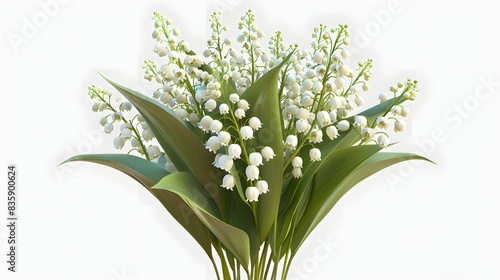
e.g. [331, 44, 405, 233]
[245, 186, 259, 202]
[240, 126, 254, 140]
[205, 136, 221, 153]
[249, 152, 263, 166]
[261, 146, 275, 161]
[246, 165, 259, 181]
[256, 180, 269, 194]
[309, 148, 321, 162]
[113, 137, 125, 149]
[337, 120, 350, 131]
[326, 126, 339, 140]
[221, 174, 235, 190]
[228, 144, 242, 159]
[218, 131, 231, 146]
[394, 120, 406, 132]
[292, 157, 303, 168]
[249, 117, 262, 130]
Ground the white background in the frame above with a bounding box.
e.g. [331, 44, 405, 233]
[1, 0, 499, 279]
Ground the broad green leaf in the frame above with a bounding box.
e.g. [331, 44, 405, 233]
[101, 75, 230, 218]
[153, 172, 251, 270]
[60, 154, 214, 258]
[290, 145, 382, 254]
[279, 96, 408, 217]
[241, 54, 293, 243]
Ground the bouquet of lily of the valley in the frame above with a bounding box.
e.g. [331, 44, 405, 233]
[62, 10, 432, 280]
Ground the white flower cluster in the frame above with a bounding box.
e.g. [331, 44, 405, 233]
[88, 10, 419, 203]
[88, 85, 161, 161]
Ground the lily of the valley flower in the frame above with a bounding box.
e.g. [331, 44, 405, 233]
[261, 146, 275, 161]
[256, 180, 269, 194]
[221, 174, 235, 190]
[309, 148, 321, 162]
[246, 165, 259, 181]
[245, 186, 259, 202]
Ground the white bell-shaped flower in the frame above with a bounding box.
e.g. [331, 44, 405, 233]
[219, 104, 229, 115]
[113, 137, 125, 150]
[249, 152, 263, 166]
[317, 111, 331, 126]
[285, 105, 298, 115]
[376, 117, 389, 129]
[246, 165, 259, 181]
[147, 145, 161, 159]
[229, 93, 240, 104]
[337, 120, 350, 131]
[199, 116, 213, 131]
[309, 148, 321, 162]
[334, 77, 345, 88]
[339, 64, 349, 77]
[205, 99, 217, 111]
[245, 187, 260, 202]
[121, 128, 132, 139]
[205, 136, 221, 153]
[99, 117, 108, 126]
[312, 52, 324, 63]
[292, 157, 303, 168]
[328, 97, 342, 110]
[326, 126, 339, 140]
[302, 79, 313, 90]
[285, 135, 298, 149]
[354, 96, 364, 107]
[221, 174, 235, 190]
[213, 153, 223, 168]
[174, 109, 188, 120]
[218, 155, 234, 172]
[297, 108, 310, 120]
[240, 126, 254, 140]
[394, 120, 406, 133]
[401, 107, 410, 117]
[103, 123, 114, 134]
[142, 129, 154, 141]
[256, 180, 269, 194]
[249, 117, 262, 130]
[362, 83, 370, 92]
[209, 120, 223, 133]
[361, 127, 375, 141]
[292, 167, 303, 178]
[120, 102, 132, 112]
[261, 147, 275, 161]
[378, 93, 388, 103]
[235, 108, 246, 119]
[218, 131, 231, 146]
[227, 144, 241, 159]
[131, 137, 141, 148]
[310, 130, 323, 143]
[377, 134, 390, 148]
[354, 116, 367, 128]
[296, 119, 310, 133]
[238, 99, 250, 111]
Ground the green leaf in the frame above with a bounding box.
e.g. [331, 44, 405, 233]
[59, 154, 214, 258]
[290, 145, 382, 254]
[279, 96, 408, 217]
[101, 75, 230, 219]
[240, 54, 293, 243]
[153, 172, 251, 270]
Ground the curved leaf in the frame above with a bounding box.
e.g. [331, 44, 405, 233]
[60, 154, 214, 258]
[240, 54, 293, 243]
[290, 145, 382, 254]
[153, 172, 250, 270]
[101, 75, 230, 219]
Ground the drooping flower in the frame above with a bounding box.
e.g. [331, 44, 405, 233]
[219, 103, 229, 115]
[240, 126, 254, 140]
[292, 156, 303, 168]
[238, 99, 250, 111]
[310, 130, 323, 143]
[218, 131, 231, 146]
[103, 123, 114, 134]
[376, 117, 389, 129]
[394, 120, 406, 133]
[235, 108, 246, 119]
[246, 165, 259, 181]
[256, 180, 269, 194]
[248, 117, 262, 130]
[309, 148, 321, 162]
[326, 126, 339, 140]
[261, 146, 275, 161]
[205, 136, 221, 153]
[113, 137, 125, 149]
[205, 99, 217, 111]
[218, 155, 234, 172]
[337, 120, 350, 131]
[174, 108, 189, 120]
[354, 115, 367, 128]
[292, 167, 303, 178]
[378, 93, 388, 103]
[245, 187, 259, 202]
[221, 174, 235, 190]
[249, 152, 263, 166]
[147, 145, 161, 159]
[209, 120, 223, 133]
[285, 135, 298, 149]
[377, 134, 390, 148]
[316, 111, 331, 126]
[228, 144, 242, 159]
[199, 116, 213, 131]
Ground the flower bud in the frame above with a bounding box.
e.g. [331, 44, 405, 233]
[165, 162, 177, 173]
[205, 99, 217, 111]
[400, 107, 410, 117]
[354, 96, 364, 107]
[362, 83, 370, 92]
[337, 120, 350, 131]
[339, 64, 349, 77]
